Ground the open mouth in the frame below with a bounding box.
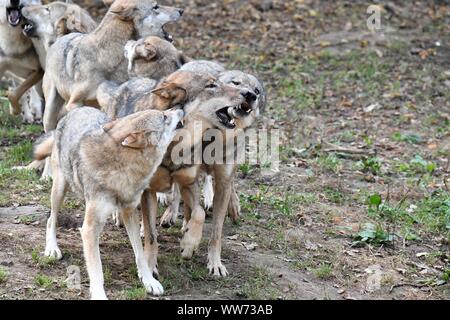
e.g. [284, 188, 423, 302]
[162, 25, 173, 42]
[22, 22, 35, 37]
[216, 107, 236, 129]
[176, 119, 184, 129]
[230, 101, 254, 119]
[6, 6, 23, 27]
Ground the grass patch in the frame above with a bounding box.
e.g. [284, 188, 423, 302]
[236, 267, 280, 299]
[122, 287, 147, 300]
[31, 249, 57, 268]
[324, 187, 346, 204]
[356, 190, 450, 246]
[313, 263, 334, 279]
[317, 154, 343, 174]
[0, 267, 7, 284]
[34, 274, 54, 289]
[240, 187, 316, 222]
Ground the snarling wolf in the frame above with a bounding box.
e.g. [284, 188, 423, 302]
[22, 1, 97, 68]
[139, 74, 262, 277]
[34, 106, 184, 299]
[0, 0, 43, 116]
[159, 69, 267, 228]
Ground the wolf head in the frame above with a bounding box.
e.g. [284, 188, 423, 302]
[108, 0, 183, 42]
[218, 71, 266, 130]
[103, 108, 184, 152]
[21, 2, 96, 48]
[0, 0, 40, 27]
[124, 36, 186, 79]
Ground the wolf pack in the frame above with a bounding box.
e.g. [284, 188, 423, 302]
[0, 0, 266, 299]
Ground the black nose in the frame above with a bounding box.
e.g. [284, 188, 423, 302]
[178, 9, 184, 16]
[242, 91, 257, 102]
[11, 0, 20, 8]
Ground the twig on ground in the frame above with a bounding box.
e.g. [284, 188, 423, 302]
[322, 141, 375, 156]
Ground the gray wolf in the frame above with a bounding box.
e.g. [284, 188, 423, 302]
[34, 106, 184, 299]
[42, 0, 183, 133]
[0, 0, 43, 116]
[22, 1, 97, 68]
[159, 69, 267, 228]
[140, 78, 258, 277]
[97, 36, 189, 119]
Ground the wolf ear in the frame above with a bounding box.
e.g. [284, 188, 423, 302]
[55, 18, 68, 36]
[110, 2, 135, 21]
[122, 132, 148, 149]
[55, 14, 88, 36]
[152, 83, 187, 106]
[135, 42, 157, 61]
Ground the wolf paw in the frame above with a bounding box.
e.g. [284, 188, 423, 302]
[207, 260, 228, 277]
[160, 206, 177, 228]
[180, 222, 202, 259]
[44, 245, 62, 260]
[90, 288, 108, 300]
[142, 276, 164, 296]
[156, 192, 168, 206]
[203, 175, 214, 210]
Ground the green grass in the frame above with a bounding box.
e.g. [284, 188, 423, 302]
[1, 141, 33, 167]
[324, 187, 346, 204]
[313, 263, 334, 279]
[0, 267, 7, 284]
[317, 154, 343, 174]
[392, 132, 422, 144]
[358, 190, 450, 246]
[31, 249, 57, 268]
[240, 187, 316, 222]
[0, 98, 50, 207]
[34, 274, 54, 289]
[236, 267, 281, 299]
[122, 287, 147, 300]
[355, 157, 382, 175]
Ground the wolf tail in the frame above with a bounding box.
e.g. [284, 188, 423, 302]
[34, 132, 54, 161]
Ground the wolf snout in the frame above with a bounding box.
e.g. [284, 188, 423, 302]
[178, 8, 184, 16]
[241, 90, 257, 103]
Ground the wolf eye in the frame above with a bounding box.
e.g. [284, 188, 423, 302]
[231, 81, 241, 86]
[255, 88, 260, 95]
[206, 83, 217, 89]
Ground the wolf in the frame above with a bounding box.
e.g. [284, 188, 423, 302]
[159, 69, 267, 228]
[33, 106, 184, 299]
[21, 1, 97, 68]
[42, 0, 183, 133]
[0, 0, 43, 116]
[139, 78, 259, 277]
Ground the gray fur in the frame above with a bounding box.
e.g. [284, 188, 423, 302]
[180, 60, 225, 78]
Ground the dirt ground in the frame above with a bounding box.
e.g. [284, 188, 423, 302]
[0, 0, 449, 300]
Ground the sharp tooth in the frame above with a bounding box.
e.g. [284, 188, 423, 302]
[230, 119, 235, 125]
